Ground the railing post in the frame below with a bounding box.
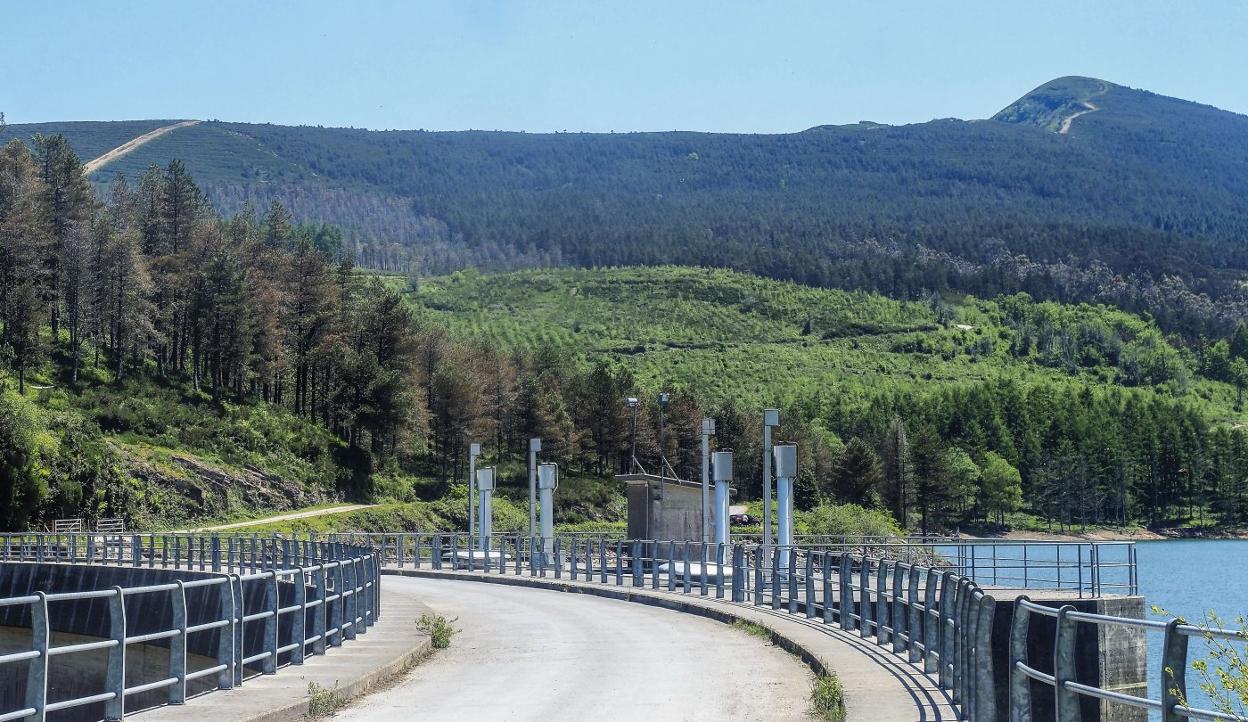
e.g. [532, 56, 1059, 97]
[24, 592, 49, 722]
[821, 551, 834, 624]
[1053, 605, 1080, 722]
[262, 572, 279, 673]
[753, 545, 763, 606]
[668, 541, 678, 592]
[291, 567, 307, 664]
[860, 557, 873, 638]
[1009, 597, 1033, 722]
[838, 554, 853, 630]
[953, 577, 972, 706]
[683, 541, 693, 594]
[907, 565, 922, 664]
[105, 587, 127, 721]
[331, 562, 345, 647]
[787, 548, 798, 613]
[617, 540, 625, 586]
[633, 540, 643, 587]
[771, 545, 782, 610]
[699, 542, 708, 595]
[1160, 618, 1189, 722]
[216, 576, 236, 689]
[231, 575, 245, 686]
[716, 543, 726, 599]
[311, 565, 327, 655]
[923, 568, 939, 673]
[804, 550, 815, 618]
[938, 571, 955, 689]
[168, 580, 188, 704]
[876, 560, 890, 646]
[893, 562, 907, 654]
[975, 594, 998, 722]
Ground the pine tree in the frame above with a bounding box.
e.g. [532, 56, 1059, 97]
[829, 437, 884, 505]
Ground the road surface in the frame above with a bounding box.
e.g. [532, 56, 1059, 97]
[82, 120, 201, 174]
[336, 576, 814, 722]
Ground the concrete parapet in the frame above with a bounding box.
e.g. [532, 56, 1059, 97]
[988, 593, 1148, 722]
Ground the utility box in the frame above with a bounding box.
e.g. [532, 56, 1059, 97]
[617, 473, 706, 541]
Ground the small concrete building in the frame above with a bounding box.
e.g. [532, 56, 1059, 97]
[617, 473, 704, 542]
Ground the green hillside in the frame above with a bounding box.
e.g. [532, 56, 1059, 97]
[401, 265, 1239, 416]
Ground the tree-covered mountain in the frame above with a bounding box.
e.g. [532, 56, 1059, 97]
[7, 99, 1248, 536]
[4, 76, 1248, 338]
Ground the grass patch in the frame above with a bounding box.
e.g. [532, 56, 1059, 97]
[416, 612, 459, 649]
[306, 681, 346, 717]
[810, 673, 846, 722]
[731, 619, 773, 641]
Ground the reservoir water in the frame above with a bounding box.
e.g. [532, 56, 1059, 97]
[1136, 539, 1248, 717]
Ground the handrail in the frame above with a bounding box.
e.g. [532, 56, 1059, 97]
[338, 531, 1137, 598]
[1011, 595, 1247, 722]
[0, 533, 381, 720]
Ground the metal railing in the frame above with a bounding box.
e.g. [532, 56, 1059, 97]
[339, 531, 1137, 598]
[352, 532, 999, 721]
[0, 534, 381, 722]
[1011, 597, 1246, 722]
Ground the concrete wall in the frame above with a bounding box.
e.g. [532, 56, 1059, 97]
[987, 594, 1148, 722]
[626, 482, 703, 542]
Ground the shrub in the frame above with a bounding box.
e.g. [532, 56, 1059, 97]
[416, 612, 459, 649]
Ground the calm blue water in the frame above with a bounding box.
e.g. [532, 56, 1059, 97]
[932, 539, 1245, 716]
[1136, 539, 1248, 715]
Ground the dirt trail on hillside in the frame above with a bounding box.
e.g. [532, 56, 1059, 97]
[1059, 102, 1099, 134]
[183, 504, 377, 532]
[83, 119, 201, 174]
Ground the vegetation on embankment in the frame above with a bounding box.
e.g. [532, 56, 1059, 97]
[399, 266, 1248, 535]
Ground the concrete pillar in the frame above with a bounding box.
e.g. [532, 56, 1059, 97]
[712, 451, 733, 546]
[476, 466, 495, 551]
[538, 463, 558, 563]
[773, 444, 797, 559]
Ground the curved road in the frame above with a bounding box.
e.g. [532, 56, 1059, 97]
[336, 577, 814, 722]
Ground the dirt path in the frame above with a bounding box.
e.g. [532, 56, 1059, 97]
[82, 119, 201, 175]
[1059, 102, 1099, 134]
[184, 503, 377, 532]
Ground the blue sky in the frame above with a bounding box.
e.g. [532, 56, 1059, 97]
[5, 1, 1246, 132]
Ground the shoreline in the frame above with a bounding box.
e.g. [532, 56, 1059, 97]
[960, 527, 1248, 542]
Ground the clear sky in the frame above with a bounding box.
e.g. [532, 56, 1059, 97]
[5, 0, 1246, 133]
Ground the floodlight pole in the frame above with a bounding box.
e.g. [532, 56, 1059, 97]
[626, 397, 640, 473]
[468, 442, 481, 544]
[528, 438, 541, 542]
[762, 408, 780, 560]
[701, 418, 715, 543]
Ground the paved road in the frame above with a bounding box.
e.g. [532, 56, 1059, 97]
[336, 577, 814, 722]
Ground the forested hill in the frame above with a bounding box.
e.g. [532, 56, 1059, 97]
[5, 76, 1248, 335]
